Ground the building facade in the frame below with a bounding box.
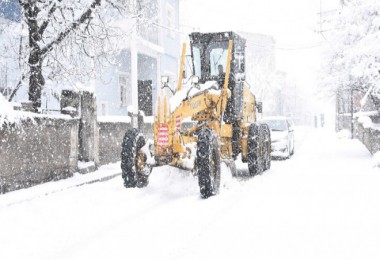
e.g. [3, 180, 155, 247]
[96, 0, 180, 118]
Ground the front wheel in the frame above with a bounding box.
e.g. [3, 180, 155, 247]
[121, 128, 152, 188]
[196, 129, 221, 199]
[261, 124, 271, 170]
[247, 123, 262, 176]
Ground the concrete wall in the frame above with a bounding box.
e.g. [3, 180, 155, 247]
[0, 112, 154, 194]
[0, 116, 79, 193]
[98, 121, 131, 165]
[98, 119, 154, 165]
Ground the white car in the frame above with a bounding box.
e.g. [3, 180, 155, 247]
[261, 117, 294, 159]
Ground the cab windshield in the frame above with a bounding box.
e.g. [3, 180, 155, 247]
[192, 40, 229, 82]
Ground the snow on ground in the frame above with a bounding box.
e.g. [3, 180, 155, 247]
[1, 126, 380, 260]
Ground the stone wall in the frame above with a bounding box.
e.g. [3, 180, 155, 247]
[0, 116, 79, 193]
[336, 114, 352, 132]
[355, 115, 380, 154]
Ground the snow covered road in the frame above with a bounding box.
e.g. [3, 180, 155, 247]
[1, 127, 380, 260]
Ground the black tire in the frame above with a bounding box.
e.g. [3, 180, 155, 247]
[196, 129, 221, 198]
[285, 140, 291, 159]
[261, 124, 271, 171]
[248, 123, 262, 176]
[121, 128, 151, 188]
[290, 142, 295, 156]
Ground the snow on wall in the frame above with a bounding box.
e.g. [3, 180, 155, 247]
[0, 93, 28, 127]
[0, 116, 79, 193]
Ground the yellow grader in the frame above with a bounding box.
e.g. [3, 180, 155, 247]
[121, 32, 271, 198]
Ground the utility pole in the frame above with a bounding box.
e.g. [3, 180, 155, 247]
[350, 87, 354, 139]
[320, 0, 322, 33]
[130, 0, 139, 128]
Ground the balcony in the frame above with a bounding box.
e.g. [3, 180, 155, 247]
[137, 22, 160, 46]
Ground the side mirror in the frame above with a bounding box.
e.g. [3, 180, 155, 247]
[256, 102, 263, 113]
[191, 76, 199, 84]
[161, 76, 169, 84]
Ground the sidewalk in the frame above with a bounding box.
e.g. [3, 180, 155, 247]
[0, 162, 121, 209]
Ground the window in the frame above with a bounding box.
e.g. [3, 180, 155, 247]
[166, 4, 175, 38]
[192, 41, 229, 81]
[209, 43, 229, 76]
[119, 73, 129, 107]
[192, 46, 202, 78]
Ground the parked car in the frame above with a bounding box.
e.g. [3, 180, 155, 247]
[261, 116, 294, 159]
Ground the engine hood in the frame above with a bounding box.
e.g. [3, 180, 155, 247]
[270, 130, 289, 142]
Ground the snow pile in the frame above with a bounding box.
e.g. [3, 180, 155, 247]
[0, 93, 29, 128]
[62, 82, 95, 94]
[0, 93, 72, 129]
[97, 116, 131, 123]
[169, 80, 220, 112]
[337, 129, 351, 139]
[357, 115, 373, 128]
[143, 116, 154, 124]
[372, 151, 380, 168]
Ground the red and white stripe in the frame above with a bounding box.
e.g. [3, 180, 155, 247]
[158, 125, 169, 147]
[175, 115, 181, 130]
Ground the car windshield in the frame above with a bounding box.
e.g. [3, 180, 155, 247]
[264, 119, 288, 131]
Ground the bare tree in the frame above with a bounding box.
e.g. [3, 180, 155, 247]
[16, 0, 128, 112]
[1, 0, 158, 110]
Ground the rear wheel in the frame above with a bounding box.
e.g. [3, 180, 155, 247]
[248, 123, 262, 176]
[196, 129, 221, 198]
[121, 128, 151, 188]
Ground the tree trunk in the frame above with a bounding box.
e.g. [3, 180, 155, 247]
[28, 50, 44, 112]
[18, 0, 102, 112]
[23, 1, 45, 113]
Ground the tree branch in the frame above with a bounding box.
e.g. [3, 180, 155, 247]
[40, 0, 101, 56]
[8, 72, 29, 102]
[38, 1, 60, 36]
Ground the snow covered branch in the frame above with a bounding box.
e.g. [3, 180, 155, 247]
[321, 0, 380, 98]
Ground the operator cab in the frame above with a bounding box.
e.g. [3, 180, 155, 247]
[189, 31, 247, 122]
[189, 31, 246, 86]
